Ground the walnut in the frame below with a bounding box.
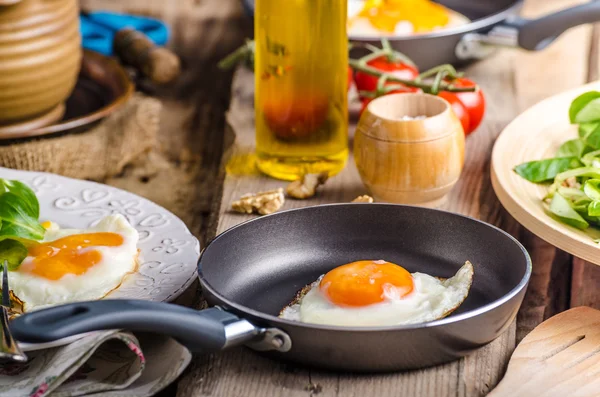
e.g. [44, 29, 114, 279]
[352, 195, 374, 203]
[286, 172, 328, 199]
[231, 188, 285, 215]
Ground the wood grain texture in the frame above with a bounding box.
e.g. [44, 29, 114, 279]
[489, 307, 600, 397]
[178, 30, 521, 397]
[79, 0, 596, 395]
[80, 1, 251, 396]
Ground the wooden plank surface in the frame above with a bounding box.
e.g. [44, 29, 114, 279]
[176, 1, 595, 396]
[79, 0, 600, 395]
[79, 1, 251, 396]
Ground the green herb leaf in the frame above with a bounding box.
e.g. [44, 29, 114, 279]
[514, 157, 582, 183]
[579, 122, 599, 138]
[549, 193, 589, 230]
[0, 239, 28, 271]
[0, 192, 45, 240]
[556, 139, 586, 157]
[589, 200, 600, 217]
[581, 149, 600, 167]
[570, 91, 600, 124]
[0, 179, 39, 218]
[583, 123, 600, 149]
[584, 179, 600, 200]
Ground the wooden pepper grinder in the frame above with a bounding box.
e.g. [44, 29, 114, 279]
[113, 28, 181, 85]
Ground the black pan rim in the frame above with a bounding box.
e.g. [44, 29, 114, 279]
[348, 0, 523, 42]
[198, 203, 532, 332]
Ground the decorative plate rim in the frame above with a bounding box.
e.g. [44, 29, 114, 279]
[0, 167, 200, 351]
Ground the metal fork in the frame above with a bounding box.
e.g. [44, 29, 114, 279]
[0, 261, 27, 362]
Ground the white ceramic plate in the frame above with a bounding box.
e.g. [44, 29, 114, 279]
[491, 81, 600, 266]
[0, 167, 200, 351]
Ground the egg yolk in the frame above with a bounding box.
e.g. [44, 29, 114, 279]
[355, 0, 450, 33]
[319, 260, 414, 307]
[22, 233, 124, 280]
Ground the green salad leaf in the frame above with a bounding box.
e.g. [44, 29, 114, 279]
[556, 139, 587, 157]
[583, 124, 600, 149]
[514, 157, 581, 183]
[570, 91, 600, 124]
[579, 122, 599, 138]
[0, 179, 39, 219]
[588, 201, 600, 217]
[0, 193, 44, 240]
[0, 240, 28, 270]
[0, 178, 43, 269]
[584, 179, 600, 200]
[549, 193, 589, 230]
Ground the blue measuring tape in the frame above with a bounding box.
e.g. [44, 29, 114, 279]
[80, 11, 170, 56]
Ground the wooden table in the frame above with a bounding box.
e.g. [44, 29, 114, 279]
[83, 0, 600, 395]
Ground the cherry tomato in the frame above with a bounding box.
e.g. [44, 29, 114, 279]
[354, 56, 419, 95]
[442, 78, 485, 135]
[438, 91, 470, 134]
[262, 90, 329, 139]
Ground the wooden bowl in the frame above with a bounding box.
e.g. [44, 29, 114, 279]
[354, 93, 465, 207]
[0, 0, 82, 125]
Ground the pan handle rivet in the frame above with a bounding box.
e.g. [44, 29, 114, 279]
[272, 335, 285, 349]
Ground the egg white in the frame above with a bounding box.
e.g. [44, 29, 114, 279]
[279, 261, 474, 327]
[9, 214, 139, 312]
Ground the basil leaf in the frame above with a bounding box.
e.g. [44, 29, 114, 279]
[579, 122, 599, 139]
[0, 179, 39, 218]
[0, 239, 28, 271]
[549, 193, 589, 230]
[0, 192, 45, 240]
[556, 139, 586, 158]
[514, 157, 581, 183]
[570, 91, 600, 124]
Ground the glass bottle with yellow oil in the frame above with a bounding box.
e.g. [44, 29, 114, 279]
[254, 0, 348, 181]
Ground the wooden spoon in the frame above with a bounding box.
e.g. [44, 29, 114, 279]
[489, 307, 600, 397]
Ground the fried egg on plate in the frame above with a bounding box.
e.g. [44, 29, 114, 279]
[9, 214, 138, 312]
[279, 260, 473, 327]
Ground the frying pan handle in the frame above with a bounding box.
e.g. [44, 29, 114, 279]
[457, 2, 600, 60]
[511, 2, 600, 51]
[9, 299, 291, 353]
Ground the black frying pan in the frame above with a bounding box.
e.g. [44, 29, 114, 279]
[10, 204, 531, 372]
[243, 0, 600, 70]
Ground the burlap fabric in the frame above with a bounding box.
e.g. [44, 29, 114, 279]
[0, 94, 161, 181]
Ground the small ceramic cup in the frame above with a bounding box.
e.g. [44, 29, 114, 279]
[354, 93, 465, 207]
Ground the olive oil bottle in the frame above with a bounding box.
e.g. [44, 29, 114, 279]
[255, 0, 348, 181]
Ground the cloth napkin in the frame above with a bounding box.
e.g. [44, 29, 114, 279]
[0, 331, 191, 397]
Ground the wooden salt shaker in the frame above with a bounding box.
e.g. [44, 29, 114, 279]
[354, 93, 465, 207]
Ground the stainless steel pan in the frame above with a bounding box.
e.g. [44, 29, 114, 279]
[243, 0, 600, 69]
[10, 204, 531, 372]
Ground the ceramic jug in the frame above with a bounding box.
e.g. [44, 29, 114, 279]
[0, 0, 81, 126]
